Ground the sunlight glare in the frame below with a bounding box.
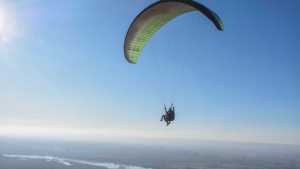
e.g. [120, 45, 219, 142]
[0, 5, 17, 44]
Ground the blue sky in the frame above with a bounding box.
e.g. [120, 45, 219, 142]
[0, 0, 299, 145]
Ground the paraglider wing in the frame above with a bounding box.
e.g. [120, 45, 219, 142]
[124, 0, 224, 64]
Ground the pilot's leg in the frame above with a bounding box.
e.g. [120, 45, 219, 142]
[160, 115, 164, 121]
[164, 115, 168, 122]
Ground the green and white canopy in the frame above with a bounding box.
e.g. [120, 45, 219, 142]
[124, 0, 224, 64]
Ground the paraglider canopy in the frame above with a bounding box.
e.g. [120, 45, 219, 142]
[124, 0, 224, 64]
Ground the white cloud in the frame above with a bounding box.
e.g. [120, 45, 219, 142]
[2, 154, 154, 169]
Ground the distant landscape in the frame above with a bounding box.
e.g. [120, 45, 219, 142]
[1, 137, 300, 169]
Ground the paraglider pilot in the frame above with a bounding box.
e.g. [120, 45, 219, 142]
[160, 104, 175, 126]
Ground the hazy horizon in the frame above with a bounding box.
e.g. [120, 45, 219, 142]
[1, 137, 300, 169]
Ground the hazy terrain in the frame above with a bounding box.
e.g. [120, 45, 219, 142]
[0, 137, 300, 169]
